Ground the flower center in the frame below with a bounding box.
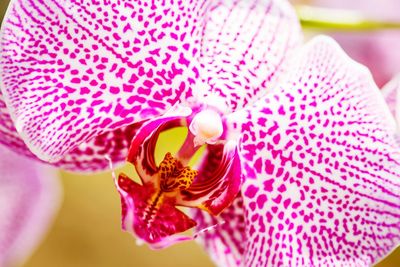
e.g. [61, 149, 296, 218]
[115, 104, 241, 248]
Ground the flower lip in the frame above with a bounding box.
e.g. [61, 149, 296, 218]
[116, 172, 197, 247]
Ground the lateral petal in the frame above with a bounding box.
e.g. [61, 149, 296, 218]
[0, 0, 204, 162]
[1, 90, 143, 172]
[232, 36, 400, 266]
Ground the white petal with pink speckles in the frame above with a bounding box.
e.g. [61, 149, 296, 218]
[197, 0, 302, 111]
[231, 36, 400, 266]
[0, 146, 61, 267]
[0, 91, 32, 158]
[0, 0, 204, 162]
[0, 0, 301, 162]
[1, 89, 143, 172]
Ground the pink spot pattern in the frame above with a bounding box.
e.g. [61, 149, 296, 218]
[1, 89, 143, 171]
[230, 37, 400, 266]
[0, 0, 301, 163]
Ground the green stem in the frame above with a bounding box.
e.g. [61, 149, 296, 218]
[296, 5, 400, 32]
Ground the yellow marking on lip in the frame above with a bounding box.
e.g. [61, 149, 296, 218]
[144, 191, 165, 225]
[159, 152, 197, 192]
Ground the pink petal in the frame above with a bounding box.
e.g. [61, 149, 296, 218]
[0, 146, 61, 266]
[191, 195, 246, 267]
[0, 0, 301, 162]
[56, 122, 143, 172]
[0, 92, 32, 159]
[197, 0, 302, 110]
[312, 0, 400, 87]
[0, 0, 203, 162]
[382, 75, 400, 123]
[232, 36, 400, 266]
[1, 90, 143, 172]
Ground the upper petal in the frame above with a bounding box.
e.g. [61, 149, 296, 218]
[232, 36, 400, 266]
[196, 0, 302, 111]
[0, 146, 61, 266]
[0, 0, 301, 162]
[0, 0, 204, 162]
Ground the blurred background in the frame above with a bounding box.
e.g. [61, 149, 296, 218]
[0, 0, 399, 266]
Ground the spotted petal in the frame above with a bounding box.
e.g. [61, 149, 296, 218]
[1, 90, 143, 172]
[0, 146, 61, 266]
[196, 0, 302, 110]
[0, 0, 204, 162]
[231, 36, 400, 266]
[0, 0, 301, 163]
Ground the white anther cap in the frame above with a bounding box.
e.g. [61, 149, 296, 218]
[189, 109, 223, 146]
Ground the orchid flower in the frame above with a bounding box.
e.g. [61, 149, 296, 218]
[0, 1, 399, 267]
[0, 0, 300, 260]
[306, 0, 400, 87]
